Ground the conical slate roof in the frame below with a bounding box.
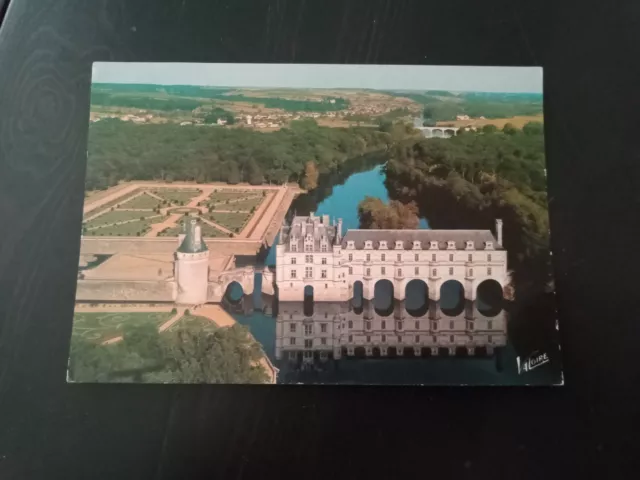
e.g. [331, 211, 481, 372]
[177, 218, 208, 253]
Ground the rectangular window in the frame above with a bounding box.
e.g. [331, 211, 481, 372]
[290, 323, 296, 332]
[289, 337, 296, 345]
[324, 312, 328, 319]
[348, 267, 353, 274]
[397, 321, 403, 330]
[449, 321, 454, 329]
[348, 335, 353, 342]
[450, 335, 454, 343]
[469, 268, 473, 276]
[432, 254, 436, 261]
[468, 321, 474, 331]
[381, 254, 386, 261]
[291, 244, 298, 252]
[305, 255, 312, 263]
[305, 339, 313, 348]
[366, 335, 371, 343]
[381, 321, 386, 329]
[398, 268, 402, 276]
[366, 253, 371, 262]
[432, 321, 437, 331]
[397, 336, 402, 343]
[366, 268, 371, 276]
[415, 321, 420, 329]
[304, 324, 313, 335]
[381, 267, 386, 275]
[415, 266, 419, 275]
[488, 335, 493, 343]
[321, 337, 327, 345]
[289, 314, 293, 320]
[382, 334, 386, 342]
[321, 270, 327, 279]
[321, 323, 327, 333]
[488, 320, 493, 330]
[449, 254, 453, 261]
[321, 245, 327, 252]
[468, 254, 472, 262]
[305, 267, 313, 278]
[488, 267, 492, 275]
[291, 270, 297, 279]
[415, 254, 419, 261]
[321, 257, 327, 265]
[305, 244, 312, 252]
[291, 258, 297, 265]
[432, 268, 437, 277]
[488, 254, 492, 262]
[365, 321, 371, 330]
[348, 320, 353, 328]
[348, 253, 353, 261]
[415, 335, 420, 343]
[397, 253, 401, 261]
[449, 267, 453, 275]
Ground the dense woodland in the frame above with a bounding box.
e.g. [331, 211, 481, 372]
[68, 322, 269, 383]
[85, 119, 402, 190]
[383, 122, 549, 284]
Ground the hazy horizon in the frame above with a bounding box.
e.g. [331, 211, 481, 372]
[92, 63, 543, 94]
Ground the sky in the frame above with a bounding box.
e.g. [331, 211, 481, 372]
[92, 63, 542, 93]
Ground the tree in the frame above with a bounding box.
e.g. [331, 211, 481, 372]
[227, 163, 241, 184]
[482, 124, 498, 134]
[523, 121, 544, 136]
[502, 122, 517, 135]
[301, 161, 319, 190]
[358, 197, 420, 229]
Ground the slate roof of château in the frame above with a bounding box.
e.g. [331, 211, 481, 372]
[341, 229, 502, 250]
[177, 219, 208, 253]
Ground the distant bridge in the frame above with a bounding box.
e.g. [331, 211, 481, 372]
[416, 126, 460, 138]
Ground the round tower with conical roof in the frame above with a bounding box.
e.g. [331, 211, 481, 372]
[175, 218, 209, 305]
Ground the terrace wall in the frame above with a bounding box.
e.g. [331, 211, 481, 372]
[80, 237, 262, 256]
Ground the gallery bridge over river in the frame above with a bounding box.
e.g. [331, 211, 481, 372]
[275, 214, 510, 305]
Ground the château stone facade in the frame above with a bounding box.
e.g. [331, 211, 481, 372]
[275, 214, 509, 303]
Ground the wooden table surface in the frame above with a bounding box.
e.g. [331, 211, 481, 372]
[1, 1, 639, 479]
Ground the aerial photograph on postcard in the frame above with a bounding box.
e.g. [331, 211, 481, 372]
[68, 63, 562, 385]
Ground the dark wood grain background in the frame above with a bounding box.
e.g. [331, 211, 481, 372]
[1, 1, 640, 478]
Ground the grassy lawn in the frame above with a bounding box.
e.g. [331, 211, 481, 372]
[208, 190, 257, 204]
[119, 193, 162, 209]
[208, 212, 250, 233]
[198, 222, 227, 237]
[85, 219, 153, 236]
[151, 189, 201, 204]
[85, 210, 160, 228]
[223, 196, 263, 212]
[157, 225, 182, 237]
[83, 188, 141, 218]
[166, 315, 218, 333]
[72, 312, 171, 343]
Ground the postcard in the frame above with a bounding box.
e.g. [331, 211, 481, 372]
[68, 63, 562, 385]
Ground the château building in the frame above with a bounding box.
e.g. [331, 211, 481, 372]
[275, 213, 509, 303]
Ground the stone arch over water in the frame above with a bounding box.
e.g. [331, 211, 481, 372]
[374, 279, 394, 317]
[476, 279, 504, 316]
[405, 279, 429, 317]
[224, 281, 244, 305]
[440, 279, 465, 316]
[303, 285, 314, 317]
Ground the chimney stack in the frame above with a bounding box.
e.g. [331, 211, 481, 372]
[337, 218, 343, 241]
[495, 219, 503, 247]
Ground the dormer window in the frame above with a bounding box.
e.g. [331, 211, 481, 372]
[347, 241, 355, 249]
[413, 241, 421, 250]
[379, 241, 388, 249]
[364, 241, 373, 249]
[485, 241, 494, 250]
[465, 241, 474, 250]
[430, 241, 439, 250]
[395, 241, 404, 250]
[447, 241, 456, 250]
